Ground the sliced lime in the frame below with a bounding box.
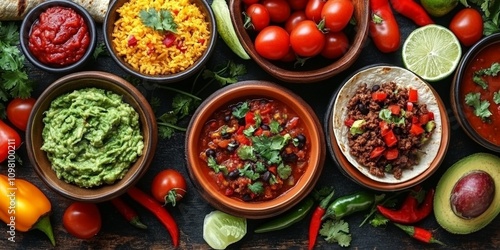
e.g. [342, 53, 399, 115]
[402, 24, 462, 82]
[203, 210, 247, 249]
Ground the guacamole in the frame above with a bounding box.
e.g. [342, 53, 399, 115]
[41, 87, 144, 188]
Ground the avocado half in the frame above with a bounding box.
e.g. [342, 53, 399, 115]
[434, 153, 500, 234]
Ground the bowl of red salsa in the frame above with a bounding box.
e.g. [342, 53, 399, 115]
[20, 0, 97, 74]
[451, 33, 500, 153]
[185, 80, 325, 219]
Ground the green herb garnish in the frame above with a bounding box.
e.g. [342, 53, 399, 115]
[207, 156, 228, 175]
[139, 8, 177, 33]
[248, 181, 264, 194]
[232, 102, 250, 119]
[465, 92, 492, 121]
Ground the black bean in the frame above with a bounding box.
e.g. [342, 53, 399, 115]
[238, 117, 245, 125]
[393, 127, 403, 135]
[297, 142, 305, 149]
[282, 152, 298, 163]
[261, 171, 271, 182]
[296, 134, 306, 143]
[357, 103, 369, 115]
[221, 132, 231, 139]
[243, 194, 252, 201]
[227, 141, 239, 152]
[224, 115, 231, 122]
[228, 169, 240, 180]
[372, 85, 380, 91]
[261, 124, 270, 130]
[206, 149, 216, 158]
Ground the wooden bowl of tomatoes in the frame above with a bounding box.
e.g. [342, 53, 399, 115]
[229, 0, 369, 83]
[185, 80, 326, 219]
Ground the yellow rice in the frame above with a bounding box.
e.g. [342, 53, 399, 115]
[112, 0, 210, 75]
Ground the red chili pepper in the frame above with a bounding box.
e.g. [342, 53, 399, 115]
[308, 189, 335, 250]
[111, 197, 148, 230]
[389, 0, 434, 26]
[369, 0, 401, 53]
[377, 188, 434, 224]
[127, 187, 179, 247]
[393, 223, 445, 245]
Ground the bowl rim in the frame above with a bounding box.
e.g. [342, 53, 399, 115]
[102, 0, 217, 83]
[26, 71, 158, 202]
[451, 33, 500, 153]
[184, 80, 325, 219]
[324, 64, 450, 191]
[229, 0, 370, 83]
[19, 0, 97, 74]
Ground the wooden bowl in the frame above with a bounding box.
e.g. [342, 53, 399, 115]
[103, 0, 217, 83]
[450, 33, 500, 153]
[229, 0, 369, 83]
[185, 81, 325, 219]
[324, 65, 450, 191]
[26, 71, 158, 202]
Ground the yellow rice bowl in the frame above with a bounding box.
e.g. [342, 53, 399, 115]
[112, 0, 210, 75]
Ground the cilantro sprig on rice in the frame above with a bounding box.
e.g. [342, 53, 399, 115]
[139, 8, 177, 33]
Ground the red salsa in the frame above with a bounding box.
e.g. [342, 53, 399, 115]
[28, 6, 90, 67]
[460, 42, 500, 146]
[198, 98, 310, 202]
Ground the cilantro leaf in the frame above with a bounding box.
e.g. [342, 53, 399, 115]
[93, 42, 109, 60]
[239, 163, 260, 180]
[207, 156, 228, 175]
[248, 181, 264, 194]
[319, 220, 352, 247]
[277, 162, 292, 179]
[369, 213, 389, 227]
[140, 8, 177, 33]
[237, 145, 257, 161]
[2, 70, 32, 98]
[473, 62, 500, 89]
[254, 162, 266, 173]
[232, 102, 250, 119]
[201, 61, 247, 87]
[172, 93, 198, 119]
[269, 120, 281, 134]
[494, 91, 500, 104]
[243, 125, 256, 136]
[0, 22, 19, 46]
[465, 92, 492, 120]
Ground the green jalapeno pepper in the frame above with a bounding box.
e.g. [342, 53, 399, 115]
[254, 197, 314, 233]
[321, 191, 375, 221]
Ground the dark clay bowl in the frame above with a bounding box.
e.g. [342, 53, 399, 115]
[19, 0, 97, 74]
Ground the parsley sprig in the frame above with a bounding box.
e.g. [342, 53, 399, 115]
[139, 8, 178, 33]
[473, 62, 500, 89]
[465, 92, 492, 121]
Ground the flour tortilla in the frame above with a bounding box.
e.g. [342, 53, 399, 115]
[0, 0, 45, 20]
[332, 65, 442, 183]
[70, 0, 110, 23]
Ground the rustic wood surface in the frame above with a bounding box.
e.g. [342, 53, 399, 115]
[1, 4, 499, 250]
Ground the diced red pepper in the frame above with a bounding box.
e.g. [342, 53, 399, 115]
[372, 91, 388, 101]
[379, 121, 390, 136]
[235, 134, 251, 145]
[344, 118, 355, 127]
[410, 123, 425, 135]
[384, 148, 399, 160]
[176, 40, 187, 53]
[198, 38, 206, 45]
[428, 111, 434, 120]
[163, 33, 176, 47]
[406, 102, 414, 111]
[370, 146, 386, 159]
[128, 35, 137, 47]
[254, 128, 263, 136]
[286, 117, 299, 129]
[146, 43, 154, 55]
[412, 116, 419, 125]
[245, 112, 255, 125]
[419, 113, 430, 125]
[409, 88, 418, 102]
[389, 104, 401, 115]
[236, 126, 244, 135]
[383, 130, 398, 147]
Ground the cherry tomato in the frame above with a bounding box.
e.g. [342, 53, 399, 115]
[243, 0, 259, 5]
[151, 169, 187, 206]
[321, 0, 354, 32]
[262, 0, 291, 23]
[288, 0, 308, 10]
[305, 0, 326, 23]
[369, 4, 400, 53]
[290, 20, 325, 57]
[285, 10, 308, 33]
[6, 97, 36, 131]
[245, 4, 271, 32]
[255, 26, 290, 60]
[0, 120, 21, 163]
[450, 8, 483, 47]
[63, 202, 101, 239]
[321, 31, 349, 59]
[280, 49, 298, 62]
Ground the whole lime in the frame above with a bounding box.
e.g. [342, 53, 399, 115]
[420, 0, 459, 17]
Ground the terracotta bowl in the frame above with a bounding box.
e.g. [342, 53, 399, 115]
[185, 81, 325, 219]
[19, 0, 97, 74]
[103, 0, 217, 83]
[229, 0, 369, 83]
[26, 71, 158, 202]
[324, 65, 450, 191]
[451, 33, 500, 153]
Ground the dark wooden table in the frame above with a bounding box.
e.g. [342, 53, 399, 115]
[2, 4, 499, 249]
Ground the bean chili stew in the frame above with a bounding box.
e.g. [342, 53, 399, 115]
[198, 98, 310, 202]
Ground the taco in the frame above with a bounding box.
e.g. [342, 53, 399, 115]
[332, 65, 442, 183]
[0, 0, 44, 21]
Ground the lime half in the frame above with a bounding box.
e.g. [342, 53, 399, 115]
[402, 24, 462, 82]
[203, 210, 247, 249]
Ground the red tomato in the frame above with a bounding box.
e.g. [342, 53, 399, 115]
[151, 169, 187, 206]
[305, 0, 326, 23]
[255, 26, 290, 60]
[6, 97, 36, 131]
[262, 0, 291, 23]
[290, 20, 325, 57]
[63, 202, 101, 239]
[321, 0, 354, 32]
[245, 4, 271, 31]
[369, 3, 400, 53]
[0, 120, 21, 163]
[243, 0, 259, 5]
[288, 0, 308, 10]
[285, 10, 307, 33]
[321, 31, 349, 59]
[280, 48, 297, 62]
[450, 8, 483, 47]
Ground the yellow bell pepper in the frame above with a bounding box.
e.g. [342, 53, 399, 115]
[0, 174, 55, 245]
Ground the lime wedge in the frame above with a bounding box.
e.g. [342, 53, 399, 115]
[402, 24, 462, 82]
[203, 210, 247, 249]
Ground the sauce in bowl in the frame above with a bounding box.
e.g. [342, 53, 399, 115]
[28, 6, 90, 67]
[459, 41, 500, 146]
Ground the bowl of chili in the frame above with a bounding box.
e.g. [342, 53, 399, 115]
[451, 33, 500, 153]
[19, 0, 97, 74]
[185, 80, 326, 219]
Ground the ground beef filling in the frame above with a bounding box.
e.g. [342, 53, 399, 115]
[345, 82, 434, 180]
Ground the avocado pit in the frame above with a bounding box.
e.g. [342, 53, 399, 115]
[450, 170, 495, 219]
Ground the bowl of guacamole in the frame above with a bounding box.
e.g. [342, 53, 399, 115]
[26, 71, 158, 202]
